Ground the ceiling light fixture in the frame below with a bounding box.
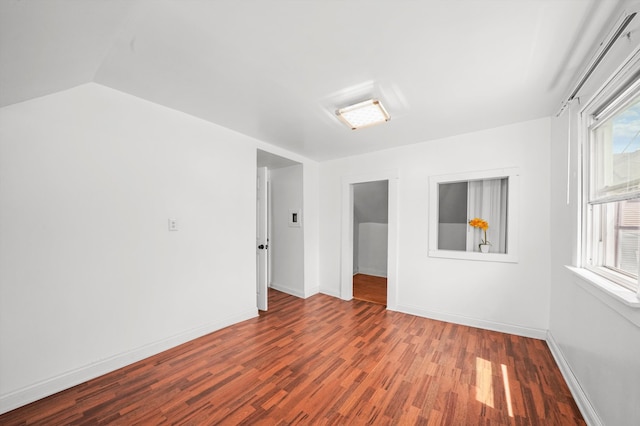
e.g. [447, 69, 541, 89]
[336, 99, 390, 130]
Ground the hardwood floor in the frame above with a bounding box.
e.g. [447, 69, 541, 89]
[353, 273, 387, 305]
[0, 290, 585, 425]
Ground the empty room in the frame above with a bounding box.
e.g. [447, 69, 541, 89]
[1, 1, 639, 425]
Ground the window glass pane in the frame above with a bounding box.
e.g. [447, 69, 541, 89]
[590, 200, 639, 284]
[590, 96, 640, 202]
[438, 182, 467, 250]
[467, 178, 508, 254]
[437, 178, 508, 253]
[616, 200, 640, 277]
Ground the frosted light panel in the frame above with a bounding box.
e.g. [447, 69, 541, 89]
[337, 99, 390, 129]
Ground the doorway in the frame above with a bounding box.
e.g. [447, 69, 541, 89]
[352, 180, 388, 305]
[340, 172, 398, 310]
[256, 149, 303, 311]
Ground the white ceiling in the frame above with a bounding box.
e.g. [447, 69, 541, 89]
[0, 0, 628, 161]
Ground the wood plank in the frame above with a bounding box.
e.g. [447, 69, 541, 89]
[0, 289, 585, 425]
[353, 273, 387, 305]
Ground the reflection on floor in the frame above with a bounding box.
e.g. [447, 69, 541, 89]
[353, 273, 387, 305]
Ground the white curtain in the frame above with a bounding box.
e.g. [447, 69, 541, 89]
[466, 178, 508, 252]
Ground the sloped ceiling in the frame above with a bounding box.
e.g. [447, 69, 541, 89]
[0, 0, 630, 161]
[354, 180, 389, 224]
[0, 1, 133, 107]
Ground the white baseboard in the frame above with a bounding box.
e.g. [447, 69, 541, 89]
[0, 309, 258, 415]
[270, 282, 305, 298]
[320, 288, 341, 298]
[395, 303, 547, 340]
[546, 332, 602, 426]
[304, 286, 320, 298]
[271, 283, 319, 299]
[354, 268, 387, 278]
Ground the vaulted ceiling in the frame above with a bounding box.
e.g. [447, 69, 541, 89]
[0, 0, 627, 161]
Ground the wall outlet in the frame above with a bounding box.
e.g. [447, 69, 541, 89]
[168, 218, 178, 231]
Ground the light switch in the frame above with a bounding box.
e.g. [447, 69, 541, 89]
[168, 218, 178, 231]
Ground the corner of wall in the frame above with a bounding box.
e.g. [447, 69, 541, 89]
[545, 331, 603, 426]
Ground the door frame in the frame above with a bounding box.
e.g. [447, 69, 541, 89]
[256, 166, 268, 311]
[340, 171, 399, 310]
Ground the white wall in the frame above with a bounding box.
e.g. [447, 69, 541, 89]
[357, 222, 388, 277]
[0, 83, 260, 413]
[269, 165, 305, 297]
[319, 118, 551, 337]
[548, 5, 640, 423]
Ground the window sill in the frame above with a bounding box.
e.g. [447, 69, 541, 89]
[565, 266, 640, 328]
[565, 266, 640, 308]
[429, 249, 518, 263]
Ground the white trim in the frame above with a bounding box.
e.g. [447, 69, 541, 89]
[579, 48, 640, 298]
[584, 262, 639, 294]
[320, 289, 341, 298]
[394, 303, 547, 340]
[427, 249, 518, 263]
[428, 167, 520, 263]
[565, 266, 640, 327]
[546, 332, 603, 426]
[303, 286, 320, 299]
[579, 44, 640, 118]
[340, 170, 399, 310]
[271, 282, 306, 298]
[354, 268, 388, 278]
[0, 309, 258, 415]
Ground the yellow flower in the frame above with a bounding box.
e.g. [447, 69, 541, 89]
[469, 217, 488, 230]
[469, 217, 490, 245]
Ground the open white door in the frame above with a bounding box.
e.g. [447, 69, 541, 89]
[256, 166, 268, 311]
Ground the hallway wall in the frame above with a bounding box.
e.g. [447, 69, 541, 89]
[269, 164, 305, 297]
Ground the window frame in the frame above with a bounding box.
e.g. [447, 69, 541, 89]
[580, 57, 640, 295]
[428, 168, 519, 263]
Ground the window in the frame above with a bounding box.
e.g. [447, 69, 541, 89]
[438, 178, 508, 253]
[429, 168, 519, 263]
[584, 80, 640, 292]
